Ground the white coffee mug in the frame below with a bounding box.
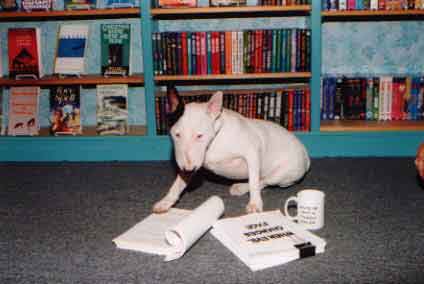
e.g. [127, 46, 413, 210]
[283, 189, 325, 231]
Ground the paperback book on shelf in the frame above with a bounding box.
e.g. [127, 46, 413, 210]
[21, 0, 53, 11]
[0, 0, 18, 10]
[101, 24, 131, 77]
[8, 28, 43, 80]
[210, 210, 327, 271]
[54, 24, 89, 76]
[64, 0, 96, 9]
[157, 0, 197, 8]
[8, 87, 40, 136]
[210, 0, 246, 6]
[49, 85, 82, 135]
[113, 196, 224, 261]
[96, 84, 129, 136]
[103, 0, 137, 8]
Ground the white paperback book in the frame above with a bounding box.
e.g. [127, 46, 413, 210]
[210, 210, 327, 271]
[54, 24, 89, 76]
[113, 196, 224, 261]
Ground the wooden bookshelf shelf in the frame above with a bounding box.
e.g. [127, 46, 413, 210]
[0, 8, 140, 22]
[35, 125, 147, 136]
[155, 72, 311, 84]
[151, 5, 311, 19]
[320, 120, 424, 132]
[0, 74, 144, 87]
[322, 9, 424, 21]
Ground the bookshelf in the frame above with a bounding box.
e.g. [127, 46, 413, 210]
[0, 74, 144, 87]
[0, 8, 140, 21]
[0, 2, 422, 162]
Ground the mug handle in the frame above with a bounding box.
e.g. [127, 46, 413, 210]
[284, 196, 298, 221]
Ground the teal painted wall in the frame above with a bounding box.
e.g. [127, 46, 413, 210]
[322, 21, 424, 76]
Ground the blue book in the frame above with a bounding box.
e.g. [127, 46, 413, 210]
[104, 0, 137, 8]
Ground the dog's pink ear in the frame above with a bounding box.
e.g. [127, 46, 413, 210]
[207, 91, 223, 118]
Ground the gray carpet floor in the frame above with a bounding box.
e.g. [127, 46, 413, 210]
[1, 158, 424, 284]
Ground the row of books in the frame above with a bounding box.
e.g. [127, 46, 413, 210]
[152, 29, 311, 76]
[153, 0, 309, 8]
[321, 76, 424, 121]
[0, 0, 138, 11]
[323, 0, 424, 11]
[0, 84, 129, 136]
[155, 86, 311, 135]
[4, 24, 131, 79]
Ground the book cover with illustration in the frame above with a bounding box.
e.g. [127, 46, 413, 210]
[96, 84, 128, 136]
[103, 0, 137, 8]
[158, 0, 197, 8]
[21, 0, 53, 11]
[8, 87, 40, 136]
[101, 24, 131, 77]
[8, 28, 43, 79]
[54, 24, 89, 76]
[49, 85, 82, 135]
[64, 0, 96, 9]
[0, 0, 18, 10]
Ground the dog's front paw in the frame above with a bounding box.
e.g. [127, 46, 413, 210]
[152, 199, 174, 214]
[246, 201, 263, 214]
[229, 183, 249, 196]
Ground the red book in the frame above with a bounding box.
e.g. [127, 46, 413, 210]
[287, 90, 294, 131]
[181, 32, 188, 75]
[200, 32, 207, 75]
[304, 88, 311, 131]
[8, 28, 42, 79]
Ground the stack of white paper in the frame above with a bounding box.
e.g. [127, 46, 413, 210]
[113, 196, 225, 261]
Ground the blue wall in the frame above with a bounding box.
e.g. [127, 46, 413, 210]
[322, 21, 424, 76]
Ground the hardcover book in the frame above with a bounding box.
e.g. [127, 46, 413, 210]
[64, 0, 96, 9]
[49, 85, 82, 135]
[54, 24, 89, 76]
[101, 24, 131, 77]
[8, 28, 43, 80]
[8, 87, 40, 136]
[22, 0, 53, 11]
[96, 84, 128, 136]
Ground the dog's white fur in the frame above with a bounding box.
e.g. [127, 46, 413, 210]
[153, 91, 310, 213]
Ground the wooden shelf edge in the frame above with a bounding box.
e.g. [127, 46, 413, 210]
[322, 9, 424, 18]
[0, 8, 140, 21]
[320, 120, 424, 132]
[155, 72, 311, 82]
[151, 5, 311, 16]
[0, 74, 144, 87]
[16, 125, 148, 137]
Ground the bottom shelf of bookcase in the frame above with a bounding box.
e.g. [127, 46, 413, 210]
[0, 131, 422, 161]
[37, 126, 147, 136]
[320, 120, 424, 132]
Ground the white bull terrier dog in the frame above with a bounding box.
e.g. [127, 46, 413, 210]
[153, 88, 311, 214]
